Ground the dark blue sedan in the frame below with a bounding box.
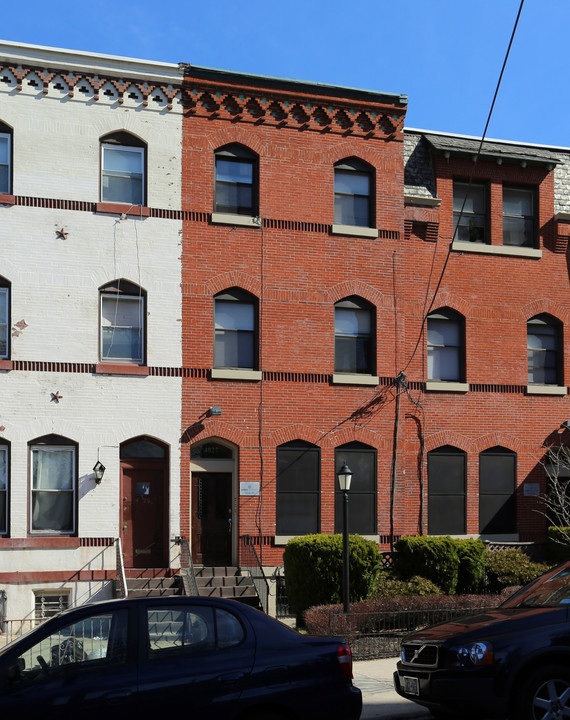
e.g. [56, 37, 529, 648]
[0, 595, 362, 720]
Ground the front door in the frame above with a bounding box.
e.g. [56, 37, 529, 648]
[191, 473, 232, 565]
[122, 460, 167, 567]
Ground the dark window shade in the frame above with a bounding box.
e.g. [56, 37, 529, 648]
[276, 444, 320, 535]
[334, 445, 376, 534]
[479, 449, 516, 534]
[428, 449, 466, 535]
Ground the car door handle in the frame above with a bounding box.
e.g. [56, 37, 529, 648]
[217, 672, 245, 685]
[103, 689, 133, 703]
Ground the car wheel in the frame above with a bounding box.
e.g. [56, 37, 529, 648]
[516, 665, 570, 720]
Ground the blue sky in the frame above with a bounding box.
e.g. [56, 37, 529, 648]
[2, 0, 566, 146]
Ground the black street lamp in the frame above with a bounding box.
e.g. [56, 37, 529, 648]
[337, 463, 353, 613]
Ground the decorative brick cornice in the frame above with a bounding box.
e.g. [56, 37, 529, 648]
[0, 63, 181, 111]
[182, 77, 406, 140]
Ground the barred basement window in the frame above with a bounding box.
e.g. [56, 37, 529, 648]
[34, 591, 70, 619]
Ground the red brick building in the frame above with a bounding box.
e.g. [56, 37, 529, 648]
[178, 64, 570, 575]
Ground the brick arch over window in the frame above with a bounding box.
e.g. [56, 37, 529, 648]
[206, 128, 266, 158]
[207, 272, 261, 298]
[326, 145, 384, 168]
[267, 424, 323, 448]
[521, 301, 569, 325]
[99, 279, 147, 365]
[100, 130, 147, 205]
[327, 280, 386, 307]
[28, 434, 78, 535]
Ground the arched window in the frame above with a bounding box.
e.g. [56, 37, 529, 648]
[100, 279, 146, 364]
[427, 445, 466, 535]
[214, 288, 258, 370]
[0, 275, 10, 360]
[0, 439, 9, 536]
[214, 144, 258, 216]
[479, 447, 516, 534]
[334, 158, 374, 228]
[334, 442, 376, 534]
[29, 434, 77, 535]
[427, 308, 465, 382]
[334, 296, 375, 375]
[0, 121, 13, 195]
[276, 441, 320, 536]
[100, 131, 146, 205]
[527, 314, 562, 386]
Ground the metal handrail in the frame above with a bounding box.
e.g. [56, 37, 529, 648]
[115, 537, 128, 598]
[240, 535, 269, 613]
[178, 536, 199, 596]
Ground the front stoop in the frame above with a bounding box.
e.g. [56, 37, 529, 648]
[194, 566, 262, 609]
[121, 568, 184, 598]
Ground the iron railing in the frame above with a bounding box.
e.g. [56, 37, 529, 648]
[0, 618, 44, 647]
[178, 537, 199, 596]
[114, 537, 128, 598]
[240, 535, 269, 613]
[322, 606, 493, 660]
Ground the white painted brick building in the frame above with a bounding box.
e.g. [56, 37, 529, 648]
[0, 41, 184, 621]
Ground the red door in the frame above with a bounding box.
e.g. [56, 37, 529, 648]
[122, 460, 167, 567]
[191, 473, 232, 565]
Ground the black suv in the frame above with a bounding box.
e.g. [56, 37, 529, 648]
[394, 561, 570, 720]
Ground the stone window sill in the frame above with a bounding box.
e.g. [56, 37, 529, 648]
[332, 373, 379, 386]
[211, 213, 260, 228]
[452, 240, 542, 259]
[211, 368, 262, 381]
[0, 359, 13, 371]
[526, 384, 567, 396]
[426, 381, 470, 393]
[0, 193, 15, 205]
[95, 202, 150, 217]
[332, 224, 379, 239]
[95, 363, 149, 376]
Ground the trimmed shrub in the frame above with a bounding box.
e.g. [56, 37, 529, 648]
[372, 571, 440, 599]
[547, 527, 570, 563]
[283, 534, 381, 623]
[455, 538, 486, 593]
[484, 548, 550, 593]
[394, 535, 460, 594]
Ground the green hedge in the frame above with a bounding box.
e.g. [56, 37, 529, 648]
[283, 534, 381, 623]
[547, 527, 570, 563]
[484, 548, 549, 593]
[455, 538, 486, 593]
[394, 536, 460, 594]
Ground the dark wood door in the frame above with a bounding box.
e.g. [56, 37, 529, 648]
[191, 473, 232, 565]
[122, 460, 167, 567]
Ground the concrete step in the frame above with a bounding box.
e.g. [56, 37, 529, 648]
[194, 566, 240, 578]
[127, 577, 179, 590]
[127, 587, 183, 598]
[195, 575, 251, 588]
[198, 585, 257, 598]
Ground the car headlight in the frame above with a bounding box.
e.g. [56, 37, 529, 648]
[453, 641, 493, 666]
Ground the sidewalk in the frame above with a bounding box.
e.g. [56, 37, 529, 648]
[354, 657, 431, 720]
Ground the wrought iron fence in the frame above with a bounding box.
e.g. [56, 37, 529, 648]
[178, 536, 199, 596]
[0, 618, 45, 647]
[275, 574, 294, 618]
[323, 606, 493, 660]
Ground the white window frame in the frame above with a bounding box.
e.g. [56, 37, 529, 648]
[101, 144, 145, 205]
[30, 445, 76, 535]
[0, 287, 8, 359]
[100, 293, 145, 364]
[0, 132, 10, 195]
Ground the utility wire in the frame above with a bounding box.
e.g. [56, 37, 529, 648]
[402, 0, 525, 374]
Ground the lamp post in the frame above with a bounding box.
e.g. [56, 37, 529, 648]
[337, 463, 353, 614]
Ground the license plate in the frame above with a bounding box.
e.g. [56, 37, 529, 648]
[403, 676, 419, 696]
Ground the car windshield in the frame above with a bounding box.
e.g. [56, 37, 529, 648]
[501, 563, 570, 609]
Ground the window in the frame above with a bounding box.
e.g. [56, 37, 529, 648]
[503, 185, 535, 247]
[334, 297, 375, 375]
[453, 180, 487, 243]
[100, 131, 146, 205]
[100, 280, 145, 364]
[0, 278, 9, 359]
[479, 447, 516, 534]
[34, 591, 70, 620]
[30, 435, 77, 534]
[276, 441, 320, 536]
[427, 446, 466, 535]
[527, 314, 562, 385]
[427, 309, 465, 382]
[214, 144, 258, 216]
[334, 158, 373, 227]
[214, 288, 257, 369]
[334, 442, 376, 535]
[0, 442, 7, 535]
[0, 123, 12, 194]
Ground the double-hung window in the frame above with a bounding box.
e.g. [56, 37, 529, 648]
[30, 437, 76, 534]
[453, 180, 487, 243]
[527, 314, 561, 385]
[100, 281, 145, 364]
[214, 289, 257, 370]
[334, 158, 373, 228]
[0, 130, 11, 194]
[334, 297, 374, 375]
[0, 442, 8, 535]
[0, 282, 9, 359]
[100, 132, 146, 205]
[214, 145, 258, 216]
[503, 185, 535, 247]
[427, 309, 465, 382]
